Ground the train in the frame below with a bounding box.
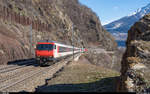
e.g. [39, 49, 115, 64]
[35, 40, 87, 66]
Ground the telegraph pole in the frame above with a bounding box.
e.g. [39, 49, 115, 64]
[29, 0, 33, 58]
[72, 24, 74, 60]
[30, 24, 32, 57]
[111, 52, 115, 68]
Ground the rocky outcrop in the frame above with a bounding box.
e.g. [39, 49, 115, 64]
[118, 14, 150, 93]
[0, 0, 117, 64]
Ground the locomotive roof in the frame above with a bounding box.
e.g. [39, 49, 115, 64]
[38, 40, 71, 46]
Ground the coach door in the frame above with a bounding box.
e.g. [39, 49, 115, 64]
[54, 45, 58, 58]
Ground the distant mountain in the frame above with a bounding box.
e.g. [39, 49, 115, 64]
[104, 3, 150, 47]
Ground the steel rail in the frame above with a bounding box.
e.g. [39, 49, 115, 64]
[0, 60, 35, 74]
[0, 60, 35, 71]
[0, 64, 38, 83]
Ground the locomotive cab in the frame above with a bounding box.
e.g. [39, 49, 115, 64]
[35, 42, 56, 66]
[36, 43, 54, 57]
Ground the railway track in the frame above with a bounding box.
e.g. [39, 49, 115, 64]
[0, 54, 80, 92]
[0, 66, 45, 91]
[0, 60, 36, 74]
[0, 59, 35, 70]
[0, 64, 39, 83]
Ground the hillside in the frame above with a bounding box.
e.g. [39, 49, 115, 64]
[117, 13, 150, 93]
[0, 0, 117, 64]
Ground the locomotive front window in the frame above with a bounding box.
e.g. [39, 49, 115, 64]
[36, 44, 53, 50]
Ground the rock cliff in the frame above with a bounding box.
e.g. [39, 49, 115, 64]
[0, 0, 117, 64]
[118, 13, 150, 93]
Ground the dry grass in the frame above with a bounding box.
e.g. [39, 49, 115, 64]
[37, 56, 120, 92]
[50, 62, 119, 84]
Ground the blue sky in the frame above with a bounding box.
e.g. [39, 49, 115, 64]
[79, 0, 150, 25]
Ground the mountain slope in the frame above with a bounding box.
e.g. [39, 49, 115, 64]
[104, 3, 150, 43]
[0, 0, 117, 64]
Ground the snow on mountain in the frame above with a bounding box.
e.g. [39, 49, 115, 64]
[127, 8, 141, 17]
[111, 23, 123, 29]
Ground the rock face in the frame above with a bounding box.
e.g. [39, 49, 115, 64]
[0, 0, 117, 64]
[118, 13, 150, 93]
